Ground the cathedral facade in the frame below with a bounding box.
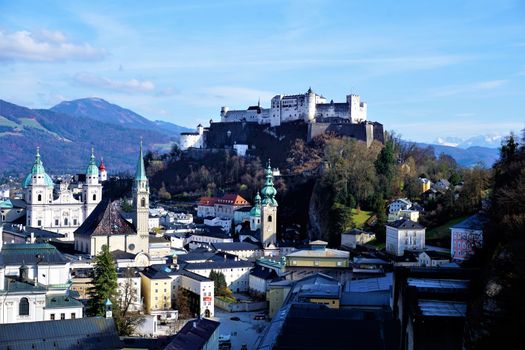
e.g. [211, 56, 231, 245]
[23, 148, 103, 241]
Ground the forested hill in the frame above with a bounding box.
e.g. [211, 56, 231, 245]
[0, 99, 174, 175]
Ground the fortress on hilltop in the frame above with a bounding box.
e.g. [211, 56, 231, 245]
[180, 88, 384, 154]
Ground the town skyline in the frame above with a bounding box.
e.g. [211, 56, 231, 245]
[1, 0, 524, 142]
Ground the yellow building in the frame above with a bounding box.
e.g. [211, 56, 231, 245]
[420, 177, 431, 193]
[140, 268, 172, 314]
[286, 240, 350, 268]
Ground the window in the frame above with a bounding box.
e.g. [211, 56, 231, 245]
[50, 313, 55, 320]
[268, 215, 272, 222]
[73, 219, 78, 225]
[55, 219, 59, 225]
[37, 220, 42, 227]
[37, 194, 42, 201]
[64, 218, 68, 226]
[60, 313, 65, 320]
[93, 194, 96, 201]
[19, 298, 29, 316]
[141, 198, 146, 207]
[314, 261, 320, 266]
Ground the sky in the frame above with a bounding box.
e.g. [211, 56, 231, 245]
[1, 0, 524, 143]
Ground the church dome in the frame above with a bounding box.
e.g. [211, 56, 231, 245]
[86, 148, 99, 176]
[250, 191, 262, 217]
[22, 148, 54, 189]
[98, 158, 106, 172]
[261, 160, 278, 206]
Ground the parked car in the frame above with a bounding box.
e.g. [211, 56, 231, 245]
[230, 316, 240, 321]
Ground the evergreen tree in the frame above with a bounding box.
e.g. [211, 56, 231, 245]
[87, 245, 118, 316]
[209, 270, 231, 297]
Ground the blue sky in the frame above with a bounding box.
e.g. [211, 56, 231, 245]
[1, 0, 524, 142]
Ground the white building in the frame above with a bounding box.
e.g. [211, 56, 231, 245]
[179, 124, 205, 151]
[388, 198, 412, 214]
[340, 229, 376, 249]
[220, 88, 367, 126]
[418, 251, 450, 267]
[386, 219, 426, 256]
[171, 269, 215, 318]
[249, 265, 278, 296]
[0, 242, 83, 324]
[184, 259, 254, 293]
[203, 217, 231, 232]
[23, 148, 103, 240]
[211, 242, 262, 261]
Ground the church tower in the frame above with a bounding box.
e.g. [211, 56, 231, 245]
[24, 147, 54, 228]
[260, 160, 278, 246]
[98, 158, 107, 182]
[83, 148, 102, 218]
[132, 141, 150, 252]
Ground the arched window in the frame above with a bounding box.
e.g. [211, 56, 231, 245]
[64, 218, 68, 226]
[93, 194, 96, 201]
[141, 198, 146, 207]
[268, 215, 272, 222]
[37, 194, 42, 202]
[19, 298, 29, 316]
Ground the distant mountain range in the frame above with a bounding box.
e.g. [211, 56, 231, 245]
[411, 142, 499, 167]
[0, 98, 191, 176]
[0, 97, 499, 176]
[434, 134, 504, 149]
[51, 98, 191, 137]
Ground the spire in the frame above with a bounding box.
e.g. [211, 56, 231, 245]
[31, 146, 45, 175]
[86, 147, 99, 176]
[135, 139, 147, 181]
[258, 97, 261, 108]
[261, 159, 278, 206]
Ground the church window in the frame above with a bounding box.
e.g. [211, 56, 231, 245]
[19, 298, 29, 316]
[128, 243, 135, 251]
[37, 220, 42, 227]
[60, 313, 65, 320]
[37, 194, 42, 201]
[50, 314, 55, 320]
[141, 198, 146, 207]
[268, 215, 272, 222]
[55, 219, 59, 226]
[71, 313, 76, 319]
[74, 219, 78, 225]
[64, 218, 68, 226]
[93, 194, 96, 201]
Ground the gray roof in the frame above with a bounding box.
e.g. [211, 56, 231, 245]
[0, 317, 122, 350]
[0, 277, 47, 294]
[450, 214, 488, 231]
[110, 249, 136, 260]
[0, 243, 68, 265]
[418, 299, 467, 317]
[344, 273, 392, 293]
[165, 318, 220, 350]
[75, 200, 136, 237]
[387, 218, 425, 230]
[184, 259, 253, 271]
[211, 242, 260, 251]
[46, 294, 83, 309]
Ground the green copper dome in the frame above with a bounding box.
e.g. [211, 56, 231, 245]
[250, 191, 262, 217]
[135, 140, 147, 181]
[86, 148, 99, 176]
[261, 160, 278, 206]
[22, 147, 54, 188]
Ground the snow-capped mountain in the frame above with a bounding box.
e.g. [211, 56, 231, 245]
[434, 134, 504, 149]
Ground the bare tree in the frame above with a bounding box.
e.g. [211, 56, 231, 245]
[114, 268, 145, 336]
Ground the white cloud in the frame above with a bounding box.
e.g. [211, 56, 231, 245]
[0, 29, 105, 62]
[73, 72, 155, 93]
[432, 80, 508, 97]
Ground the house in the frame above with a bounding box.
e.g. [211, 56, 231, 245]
[419, 177, 432, 193]
[183, 258, 253, 293]
[211, 241, 262, 260]
[386, 219, 426, 256]
[418, 250, 450, 267]
[149, 235, 172, 258]
[140, 267, 173, 317]
[233, 206, 252, 224]
[388, 209, 420, 223]
[165, 318, 220, 350]
[203, 216, 232, 232]
[450, 214, 488, 261]
[286, 241, 350, 268]
[434, 178, 451, 192]
[388, 198, 412, 214]
[249, 265, 279, 296]
[341, 229, 376, 249]
[196, 194, 251, 220]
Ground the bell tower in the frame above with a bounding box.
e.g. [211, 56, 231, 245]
[260, 160, 278, 246]
[132, 140, 150, 252]
[83, 147, 102, 218]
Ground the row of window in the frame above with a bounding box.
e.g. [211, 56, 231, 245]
[50, 313, 76, 320]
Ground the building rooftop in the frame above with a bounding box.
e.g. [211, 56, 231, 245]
[184, 259, 253, 271]
[450, 213, 488, 231]
[387, 218, 424, 230]
[250, 265, 279, 280]
[165, 318, 220, 350]
[407, 278, 469, 291]
[211, 242, 260, 251]
[0, 243, 68, 265]
[75, 200, 137, 237]
[417, 299, 467, 317]
[46, 294, 83, 309]
[1, 277, 47, 294]
[141, 267, 172, 280]
[2, 224, 65, 240]
[286, 248, 349, 259]
[344, 273, 393, 293]
[0, 317, 122, 350]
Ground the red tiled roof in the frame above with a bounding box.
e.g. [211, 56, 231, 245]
[198, 197, 217, 206]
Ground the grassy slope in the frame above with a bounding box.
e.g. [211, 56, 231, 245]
[426, 215, 469, 240]
[352, 209, 373, 228]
